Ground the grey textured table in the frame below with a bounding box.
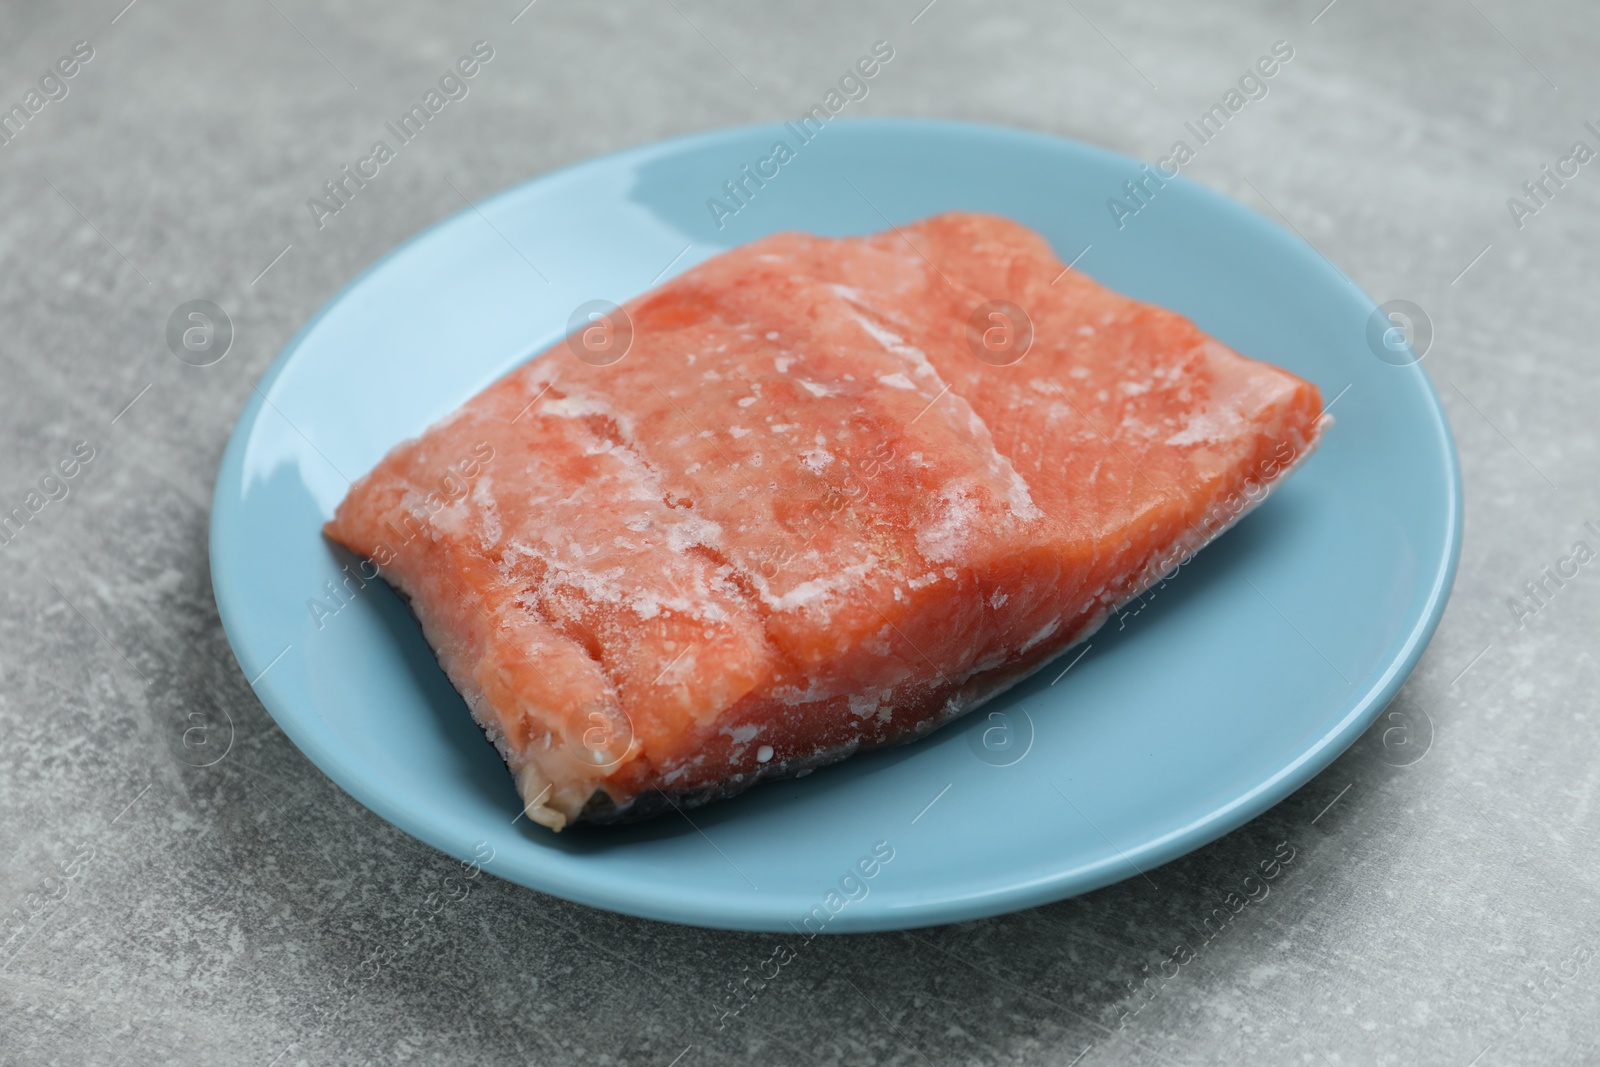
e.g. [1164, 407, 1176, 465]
[2, 1, 1597, 1064]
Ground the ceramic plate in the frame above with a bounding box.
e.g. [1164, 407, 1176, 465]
[210, 119, 1460, 932]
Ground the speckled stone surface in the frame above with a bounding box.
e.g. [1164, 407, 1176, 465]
[2, 0, 1598, 1064]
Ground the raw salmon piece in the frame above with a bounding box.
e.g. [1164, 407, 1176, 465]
[324, 212, 1327, 829]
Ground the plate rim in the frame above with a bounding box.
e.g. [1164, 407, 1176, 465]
[209, 116, 1463, 932]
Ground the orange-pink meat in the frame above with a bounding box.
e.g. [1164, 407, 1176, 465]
[324, 212, 1327, 829]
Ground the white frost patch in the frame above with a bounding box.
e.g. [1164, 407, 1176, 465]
[764, 559, 876, 612]
[729, 723, 760, 744]
[1165, 407, 1244, 446]
[738, 396, 758, 408]
[1069, 366, 1090, 378]
[542, 394, 611, 419]
[728, 426, 751, 438]
[1003, 470, 1043, 522]
[471, 476, 500, 546]
[800, 449, 834, 473]
[877, 372, 916, 391]
[1120, 379, 1152, 396]
[775, 356, 795, 373]
[848, 311, 930, 369]
[1020, 618, 1060, 652]
[765, 331, 780, 340]
[770, 423, 797, 434]
[990, 589, 1009, 609]
[848, 692, 880, 718]
[665, 514, 723, 553]
[916, 485, 981, 563]
[769, 577, 831, 610]
[798, 380, 835, 397]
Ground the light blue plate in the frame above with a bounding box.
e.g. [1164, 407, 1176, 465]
[210, 119, 1460, 932]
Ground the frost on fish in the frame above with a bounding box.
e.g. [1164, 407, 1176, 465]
[324, 212, 1326, 828]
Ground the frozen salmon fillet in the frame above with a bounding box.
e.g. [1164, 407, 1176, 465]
[323, 212, 1327, 830]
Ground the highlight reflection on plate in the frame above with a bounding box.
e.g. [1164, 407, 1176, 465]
[210, 119, 1459, 932]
